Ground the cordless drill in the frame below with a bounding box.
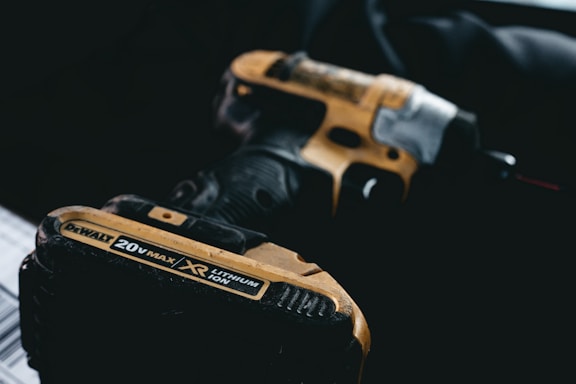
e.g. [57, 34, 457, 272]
[168, 50, 505, 228]
[18, 50, 511, 384]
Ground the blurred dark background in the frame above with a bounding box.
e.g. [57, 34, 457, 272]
[1, 1, 575, 383]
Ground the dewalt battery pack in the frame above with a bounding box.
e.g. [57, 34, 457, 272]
[19, 194, 370, 384]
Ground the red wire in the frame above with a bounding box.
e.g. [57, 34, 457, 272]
[514, 174, 563, 191]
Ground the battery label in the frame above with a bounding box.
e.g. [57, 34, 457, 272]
[111, 235, 265, 296]
[60, 220, 269, 299]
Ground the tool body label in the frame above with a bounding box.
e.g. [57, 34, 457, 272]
[61, 220, 268, 299]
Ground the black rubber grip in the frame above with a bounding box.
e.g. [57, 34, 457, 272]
[168, 146, 302, 229]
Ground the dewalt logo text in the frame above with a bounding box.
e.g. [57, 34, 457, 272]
[63, 222, 114, 243]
